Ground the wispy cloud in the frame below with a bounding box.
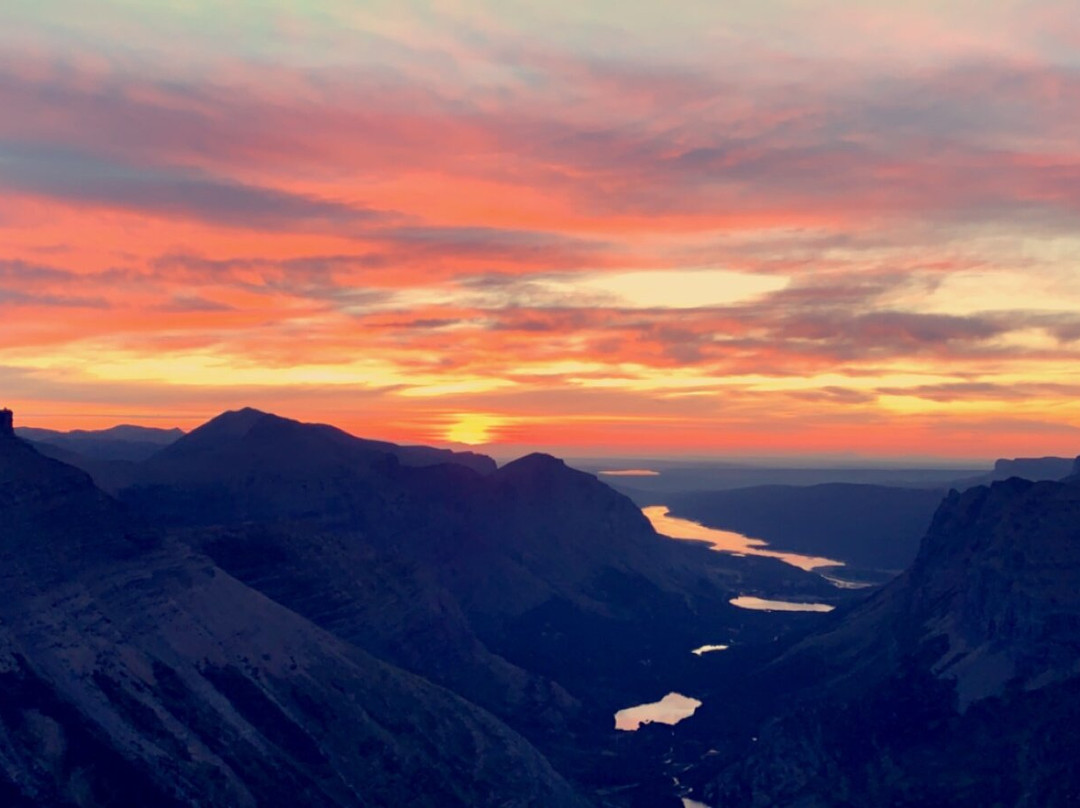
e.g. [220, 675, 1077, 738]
[2, 2, 1080, 456]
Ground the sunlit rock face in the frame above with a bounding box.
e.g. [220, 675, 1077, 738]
[697, 476, 1080, 807]
[0, 437, 592, 808]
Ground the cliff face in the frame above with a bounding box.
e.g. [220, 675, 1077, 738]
[0, 437, 591, 807]
[907, 478, 1080, 703]
[696, 476, 1080, 807]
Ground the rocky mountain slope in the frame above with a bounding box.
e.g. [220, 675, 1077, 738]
[2, 407, 868, 806]
[116, 409, 844, 781]
[0, 432, 591, 807]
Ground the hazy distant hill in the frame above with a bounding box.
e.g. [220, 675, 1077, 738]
[0, 432, 589, 807]
[687, 469, 1080, 806]
[577, 462, 986, 501]
[948, 455, 1078, 490]
[14, 423, 188, 495]
[16, 423, 184, 461]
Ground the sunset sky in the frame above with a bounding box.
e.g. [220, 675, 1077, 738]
[2, 1, 1079, 459]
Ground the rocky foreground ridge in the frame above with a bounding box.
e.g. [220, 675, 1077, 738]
[0, 425, 591, 807]
[687, 469, 1080, 807]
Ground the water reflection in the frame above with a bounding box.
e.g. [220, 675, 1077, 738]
[644, 505, 843, 572]
[614, 692, 702, 731]
[682, 799, 710, 808]
[730, 596, 834, 612]
[691, 644, 729, 656]
[599, 469, 661, 476]
[821, 572, 876, 590]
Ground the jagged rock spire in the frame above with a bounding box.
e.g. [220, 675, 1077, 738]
[0, 408, 13, 438]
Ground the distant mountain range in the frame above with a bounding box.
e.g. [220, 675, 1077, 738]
[15, 423, 185, 461]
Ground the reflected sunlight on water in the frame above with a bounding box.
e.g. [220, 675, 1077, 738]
[643, 505, 843, 572]
[691, 644, 729, 655]
[729, 596, 834, 612]
[614, 692, 702, 731]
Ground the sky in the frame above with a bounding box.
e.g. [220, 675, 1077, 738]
[1, 1, 1079, 460]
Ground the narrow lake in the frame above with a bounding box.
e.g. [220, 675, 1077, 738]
[614, 692, 702, 731]
[691, 644, 729, 655]
[643, 505, 844, 573]
[729, 596, 835, 612]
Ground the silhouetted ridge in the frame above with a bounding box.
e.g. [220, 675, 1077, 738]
[152, 408, 495, 477]
[16, 424, 184, 446]
[993, 455, 1075, 480]
[192, 406, 269, 438]
[950, 454, 1079, 490]
[0, 408, 13, 438]
[495, 452, 568, 479]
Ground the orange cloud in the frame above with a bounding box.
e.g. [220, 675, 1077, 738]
[3, 8, 1080, 460]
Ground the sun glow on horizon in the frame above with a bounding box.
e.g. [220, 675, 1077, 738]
[444, 413, 505, 445]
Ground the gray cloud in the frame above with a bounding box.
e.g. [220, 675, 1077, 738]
[0, 142, 383, 230]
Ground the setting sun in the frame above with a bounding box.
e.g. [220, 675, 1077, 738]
[444, 413, 504, 446]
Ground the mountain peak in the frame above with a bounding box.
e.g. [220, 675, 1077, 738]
[201, 406, 274, 434]
[500, 452, 567, 473]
